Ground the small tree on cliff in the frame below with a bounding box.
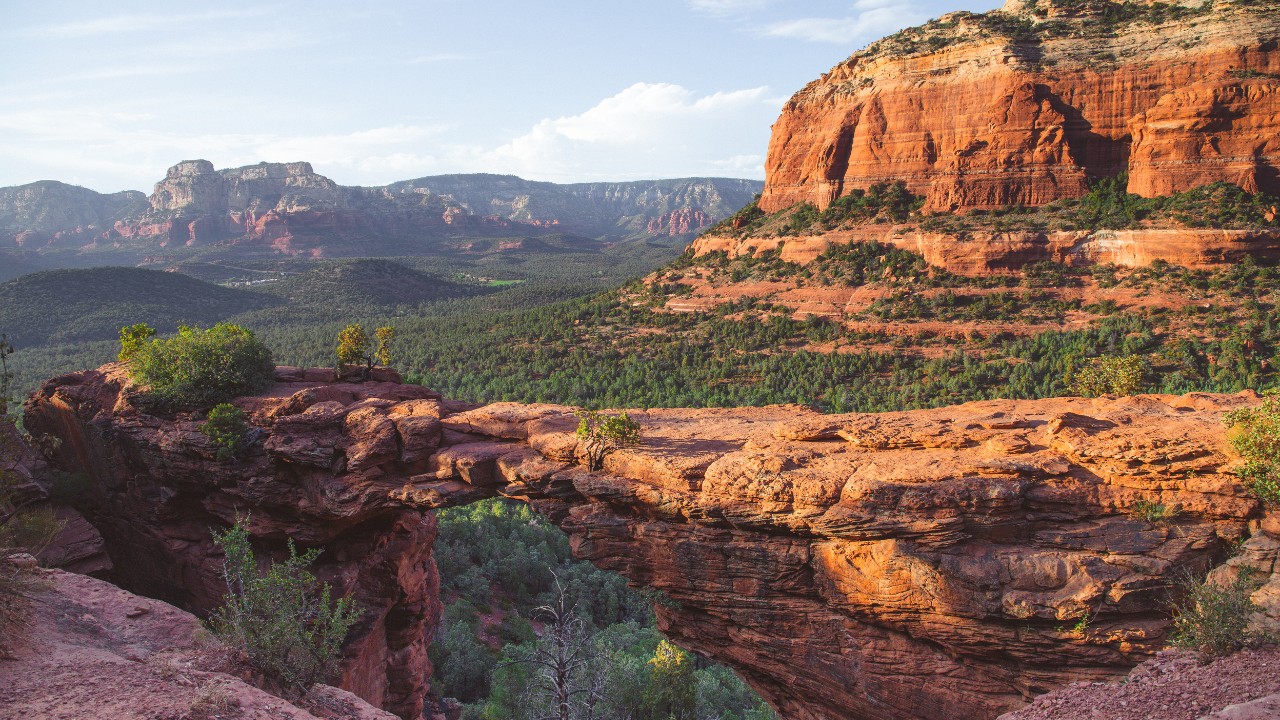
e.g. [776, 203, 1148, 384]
[118, 323, 156, 365]
[208, 517, 362, 695]
[574, 410, 641, 471]
[199, 403, 250, 462]
[335, 323, 396, 379]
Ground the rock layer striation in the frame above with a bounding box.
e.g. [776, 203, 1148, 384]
[761, 0, 1280, 215]
[23, 366, 1271, 720]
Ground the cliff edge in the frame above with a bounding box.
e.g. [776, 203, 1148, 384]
[22, 365, 1280, 719]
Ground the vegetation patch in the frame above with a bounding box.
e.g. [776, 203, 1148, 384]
[429, 499, 776, 719]
[199, 403, 250, 461]
[0, 267, 276, 348]
[1070, 354, 1145, 397]
[1170, 569, 1265, 657]
[207, 518, 362, 695]
[860, 0, 1217, 60]
[703, 177, 1280, 247]
[124, 323, 274, 410]
[1224, 391, 1280, 506]
[1130, 499, 1180, 525]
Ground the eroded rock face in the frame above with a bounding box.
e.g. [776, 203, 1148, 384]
[22, 365, 444, 720]
[24, 367, 1268, 720]
[689, 224, 1280, 274]
[761, 1, 1280, 215]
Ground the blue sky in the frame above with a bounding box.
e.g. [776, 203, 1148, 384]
[0, 0, 1002, 192]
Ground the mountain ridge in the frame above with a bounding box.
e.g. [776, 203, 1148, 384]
[0, 161, 762, 262]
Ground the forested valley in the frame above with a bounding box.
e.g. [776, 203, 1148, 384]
[4, 221, 1279, 718]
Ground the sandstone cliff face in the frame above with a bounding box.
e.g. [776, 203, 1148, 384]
[22, 366, 444, 720]
[761, 0, 1280, 215]
[0, 181, 147, 250]
[23, 366, 1272, 720]
[690, 224, 1280, 273]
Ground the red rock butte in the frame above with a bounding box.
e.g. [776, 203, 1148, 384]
[760, 0, 1280, 215]
[23, 365, 1280, 720]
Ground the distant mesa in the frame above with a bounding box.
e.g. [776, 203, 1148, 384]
[0, 160, 762, 261]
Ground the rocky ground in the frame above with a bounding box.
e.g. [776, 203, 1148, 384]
[0, 565, 395, 720]
[999, 647, 1280, 720]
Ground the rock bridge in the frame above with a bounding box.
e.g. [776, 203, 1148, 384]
[24, 365, 1271, 720]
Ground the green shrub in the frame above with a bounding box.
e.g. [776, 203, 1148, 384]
[784, 203, 820, 235]
[207, 518, 362, 695]
[126, 323, 274, 409]
[118, 323, 156, 364]
[1170, 569, 1263, 656]
[199, 404, 249, 462]
[1130, 499, 1180, 524]
[574, 410, 641, 471]
[820, 181, 925, 226]
[1224, 391, 1280, 505]
[1070, 354, 1144, 397]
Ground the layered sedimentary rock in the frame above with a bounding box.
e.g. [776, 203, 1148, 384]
[23, 367, 443, 720]
[24, 365, 1272, 719]
[690, 224, 1280, 274]
[761, 0, 1280, 214]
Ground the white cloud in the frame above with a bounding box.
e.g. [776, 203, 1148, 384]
[0, 106, 453, 190]
[761, 6, 925, 43]
[0, 82, 774, 190]
[478, 82, 773, 181]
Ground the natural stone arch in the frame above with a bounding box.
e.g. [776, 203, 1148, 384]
[24, 365, 1266, 720]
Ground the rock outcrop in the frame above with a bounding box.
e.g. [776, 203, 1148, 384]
[0, 418, 111, 575]
[0, 565, 400, 720]
[22, 367, 444, 720]
[690, 224, 1280, 274]
[761, 0, 1280, 215]
[23, 365, 1273, 719]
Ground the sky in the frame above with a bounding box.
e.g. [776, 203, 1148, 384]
[0, 0, 1002, 193]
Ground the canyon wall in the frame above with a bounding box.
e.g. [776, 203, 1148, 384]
[761, 0, 1280, 215]
[23, 366, 1273, 720]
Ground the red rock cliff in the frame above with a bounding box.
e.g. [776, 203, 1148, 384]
[761, 0, 1280, 214]
[23, 367, 1273, 720]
